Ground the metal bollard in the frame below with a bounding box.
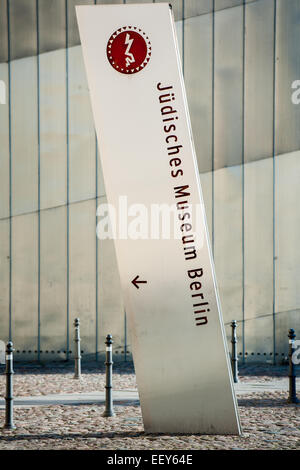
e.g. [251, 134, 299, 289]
[3, 341, 16, 430]
[231, 320, 239, 383]
[288, 329, 299, 404]
[102, 334, 115, 417]
[74, 318, 81, 380]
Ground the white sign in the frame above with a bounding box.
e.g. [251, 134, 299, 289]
[0, 340, 5, 364]
[77, 3, 241, 434]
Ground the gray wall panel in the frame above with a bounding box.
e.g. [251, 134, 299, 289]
[9, 0, 36, 61]
[214, 5, 243, 169]
[40, 206, 67, 354]
[275, 0, 300, 155]
[275, 151, 300, 314]
[243, 317, 274, 361]
[38, 0, 66, 54]
[97, 196, 124, 359]
[68, 0, 94, 48]
[11, 56, 38, 215]
[184, 13, 212, 173]
[244, 158, 273, 357]
[0, 0, 261, 64]
[39, 49, 67, 210]
[11, 212, 38, 357]
[0, 219, 10, 340]
[275, 309, 299, 357]
[0, 63, 9, 219]
[0, 0, 8, 63]
[215, 0, 243, 9]
[214, 166, 243, 326]
[185, 0, 212, 17]
[69, 46, 96, 203]
[244, 0, 274, 163]
[96, 0, 122, 3]
[216, 0, 259, 10]
[126, 0, 154, 3]
[69, 199, 96, 358]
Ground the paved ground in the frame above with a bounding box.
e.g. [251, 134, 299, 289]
[0, 379, 299, 408]
[0, 362, 299, 450]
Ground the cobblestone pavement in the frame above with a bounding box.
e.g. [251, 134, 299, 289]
[0, 362, 296, 398]
[0, 362, 137, 398]
[0, 363, 299, 450]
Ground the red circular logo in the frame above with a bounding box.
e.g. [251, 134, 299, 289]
[107, 26, 151, 74]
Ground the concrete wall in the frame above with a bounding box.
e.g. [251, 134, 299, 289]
[0, 0, 299, 362]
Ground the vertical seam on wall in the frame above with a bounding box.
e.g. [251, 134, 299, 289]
[36, 0, 41, 362]
[66, 0, 70, 360]
[124, 282, 126, 361]
[6, 0, 12, 341]
[242, 0, 246, 364]
[182, 0, 185, 76]
[95, 133, 98, 360]
[212, 0, 215, 258]
[95, 0, 99, 362]
[124, 310, 127, 362]
[272, 0, 277, 364]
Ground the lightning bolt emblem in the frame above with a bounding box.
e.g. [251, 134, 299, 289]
[124, 33, 135, 67]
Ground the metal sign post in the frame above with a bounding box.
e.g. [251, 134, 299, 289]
[77, 3, 241, 434]
[231, 321, 239, 383]
[3, 342, 16, 430]
[288, 329, 299, 404]
[102, 334, 115, 418]
[74, 318, 82, 380]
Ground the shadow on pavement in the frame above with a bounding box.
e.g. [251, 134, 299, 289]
[237, 398, 300, 407]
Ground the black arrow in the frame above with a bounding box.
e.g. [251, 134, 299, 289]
[132, 275, 147, 289]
